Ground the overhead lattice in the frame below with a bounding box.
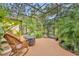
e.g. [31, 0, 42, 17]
[0, 3, 74, 20]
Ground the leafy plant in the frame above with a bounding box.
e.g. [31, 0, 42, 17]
[0, 8, 8, 54]
[0, 23, 6, 54]
[23, 17, 44, 38]
[56, 6, 79, 53]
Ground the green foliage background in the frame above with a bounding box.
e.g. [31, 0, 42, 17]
[1, 4, 79, 54]
[55, 6, 79, 52]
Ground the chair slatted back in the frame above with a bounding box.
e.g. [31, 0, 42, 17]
[3, 32, 29, 49]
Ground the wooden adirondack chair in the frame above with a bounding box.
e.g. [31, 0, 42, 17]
[3, 32, 29, 56]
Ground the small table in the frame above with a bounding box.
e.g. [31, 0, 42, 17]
[23, 35, 35, 46]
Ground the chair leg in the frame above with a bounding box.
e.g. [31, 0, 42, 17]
[9, 50, 13, 56]
[11, 52, 17, 56]
[22, 48, 29, 56]
[9, 48, 29, 56]
[9, 50, 17, 56]
[14, 48, 29, 56]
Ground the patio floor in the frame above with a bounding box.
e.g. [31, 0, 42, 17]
[2, 38, 75, 56]
[25, 38, 75, 56]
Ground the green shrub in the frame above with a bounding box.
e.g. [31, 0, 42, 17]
[56, 6, 79, 52]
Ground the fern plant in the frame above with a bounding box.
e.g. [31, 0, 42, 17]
[56, 6, 79, 53]
[0, 23, 4, 54]
[0, 8, 8, 54]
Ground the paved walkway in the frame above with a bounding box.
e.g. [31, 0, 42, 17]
[25, 38, 75, 56]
